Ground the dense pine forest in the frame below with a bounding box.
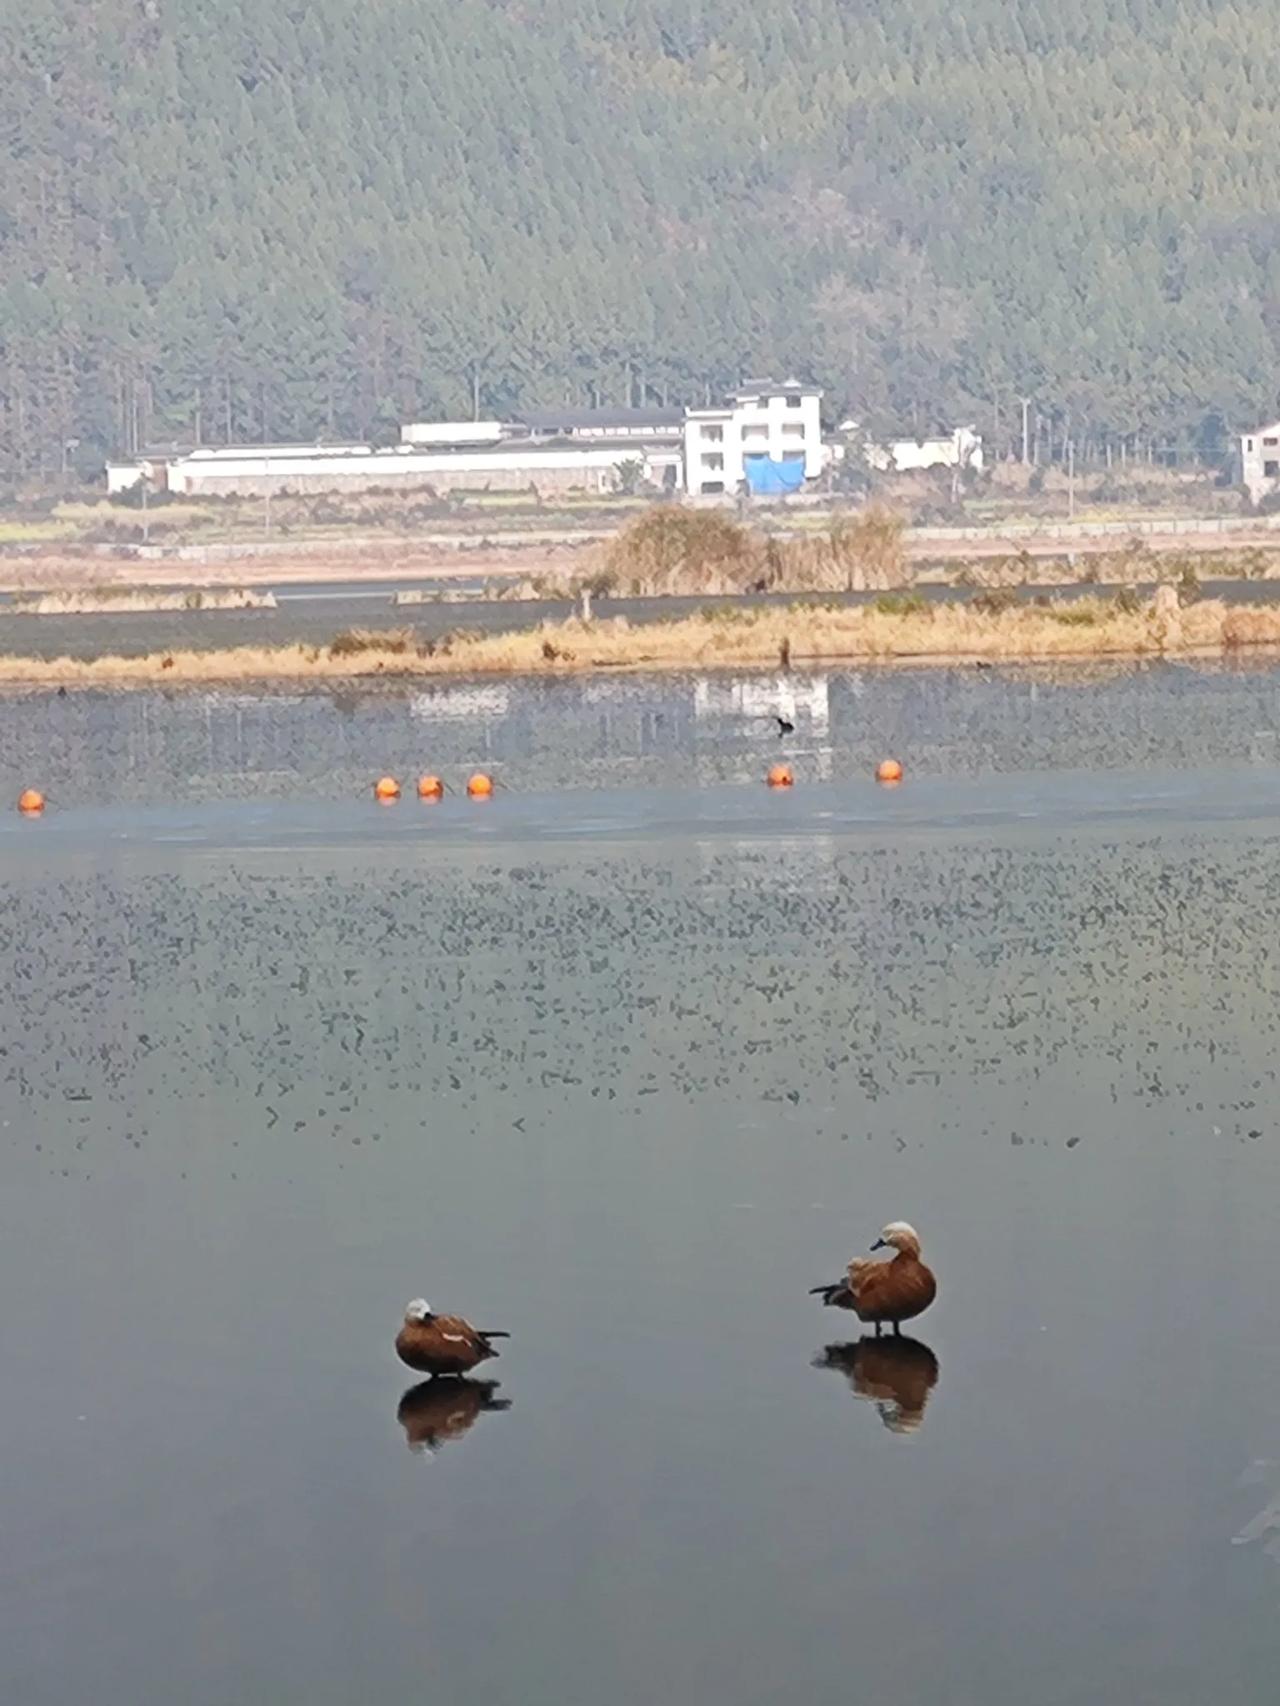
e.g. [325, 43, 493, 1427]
[4, 0, 1280, 481]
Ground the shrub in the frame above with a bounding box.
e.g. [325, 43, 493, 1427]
[828, 505, 908, 590]
[872, 590, 930, 617]
[600, 506, 759, 594]
[328, 627, 412, 658]
[968, 586, 1020, 616]
[1049, 604, 1101, 626]
[1111, 586, 1143, 616]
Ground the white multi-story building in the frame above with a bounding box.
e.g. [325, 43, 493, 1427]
[1240, 421, 1280, 504]
[684, 381, 824, 496]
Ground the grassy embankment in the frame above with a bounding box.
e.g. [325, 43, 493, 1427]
[4, 508, 1280, 685]
[3, 594, 1280, 687]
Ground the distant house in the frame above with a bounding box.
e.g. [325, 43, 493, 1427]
[684, 381, 824, 497]
[854, 424, 984, 476]
[1240, 421, 1280, 503]
[104, 385, 823, 501]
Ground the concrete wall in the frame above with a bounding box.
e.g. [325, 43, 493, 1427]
[867, 427, 984, 474]
[106, 462, 144, 494]
[400, 421, 504, 447]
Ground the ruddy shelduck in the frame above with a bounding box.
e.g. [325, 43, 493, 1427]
[810, 1221, 937, 1332]
[395, 1299, 509, 1377]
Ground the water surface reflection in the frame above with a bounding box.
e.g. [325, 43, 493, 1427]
[814, 1337, 940, 1435]
[8, 655, 1280, 806]
[396, 1379, 512, 1455]
[6, 710, 1280, 1704]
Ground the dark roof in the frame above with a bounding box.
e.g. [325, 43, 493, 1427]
[519, 407, 684, 432]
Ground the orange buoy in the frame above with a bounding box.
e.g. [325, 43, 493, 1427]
[876, 758, 904, 784]
[417, 774, 444, 801]
[17, 788, 45, 816]
[373, 776, 401, 802]
[766, 763, 794, 789]
[467, 772, 494, 799]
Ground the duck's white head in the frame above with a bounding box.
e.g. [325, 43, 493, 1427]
[404, 1298, 433, 1322]
[872, 1221, 922, 1257]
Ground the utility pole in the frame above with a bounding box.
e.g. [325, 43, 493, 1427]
[1018, 396, 1032, 465]
[263, 454, 271, 538]
[1067, 441, 1076, 520]
[141, 474, 150, 545]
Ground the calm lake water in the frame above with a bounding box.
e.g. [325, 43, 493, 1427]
[4, 662, 1280, 1705]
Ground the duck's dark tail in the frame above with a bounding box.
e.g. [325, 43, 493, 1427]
[809, 1282, 845, 1306]
[480, 1330, 510, 1340]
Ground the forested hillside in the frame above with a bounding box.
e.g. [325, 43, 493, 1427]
[3, 0, 1280, 479]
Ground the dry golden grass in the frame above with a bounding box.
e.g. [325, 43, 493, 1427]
[0, 594, 1274, 688]
[1221, 607, 1280, 647]
[10, 587, 274, 615]
[589, 504, 909, 596]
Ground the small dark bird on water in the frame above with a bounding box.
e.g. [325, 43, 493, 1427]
[776, 716, 794, 735]
[810, 1221, 937, 1333]
[395, 1299, 509, 1377]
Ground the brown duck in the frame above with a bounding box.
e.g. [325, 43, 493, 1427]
[395, 1299, 509, 1377]
[813, 1335, 939, 1434]
[810, 1221, 937, 1332]
[396, 1377, 512, 1453]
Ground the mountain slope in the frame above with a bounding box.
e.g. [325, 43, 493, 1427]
[2, 0, 1277, 473]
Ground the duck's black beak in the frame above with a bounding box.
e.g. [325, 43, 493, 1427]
[870, 1238, 887, 1251]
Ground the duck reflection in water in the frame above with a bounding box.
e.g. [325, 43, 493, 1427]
[397, 1378, 512, 1455]
[814, 1336, 940, 1435]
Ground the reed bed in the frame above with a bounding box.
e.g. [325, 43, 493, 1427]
[1, 595, 1279, 688]
[9, 586, 275, 615]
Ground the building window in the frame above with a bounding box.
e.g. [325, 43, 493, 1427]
[743, 425, 768, 443]
[1266, 437, 1279, 447]
[1266, 460, 1280, 478]
[781, 423, 805, 440]
[701, 425, 723, 443]
[1248, 439, 1255, 451]
[786, 395, 802, 408]
[703, 453, 724, 471]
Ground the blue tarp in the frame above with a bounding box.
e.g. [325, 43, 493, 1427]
[743, 453, 806, 495]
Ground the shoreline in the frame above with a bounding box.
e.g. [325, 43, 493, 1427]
[2, 596, 1279, 689]
[7, 512, 1280, 595]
